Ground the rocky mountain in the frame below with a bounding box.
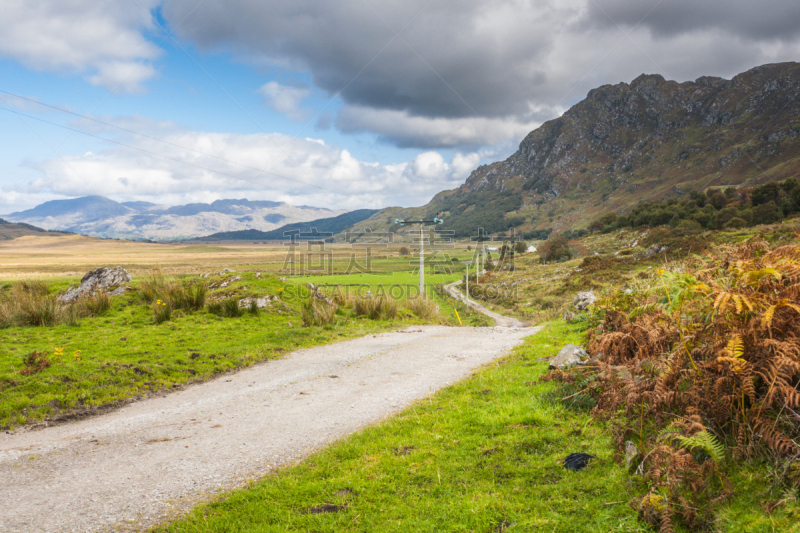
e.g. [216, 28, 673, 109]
[2, 196, 347, 241]
[349, 62, 800, 237]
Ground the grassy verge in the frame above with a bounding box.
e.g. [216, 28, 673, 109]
[153, 320, 798, 533]
[0, 271, 467, 429]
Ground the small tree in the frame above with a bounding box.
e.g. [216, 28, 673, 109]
[398, 246, 410, 256]
[709, 192, 727, 210]
[539, 236, 573, 264]
[514, 241, 527, 254]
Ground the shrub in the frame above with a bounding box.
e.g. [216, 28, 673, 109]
[405, 297, 439, 320]
[752, 200, 782, 225]
[539, 236, 573, 263]
[398, 246, 410, 256]
[723, 217, 748, 229]
[673, 219, 703, 236]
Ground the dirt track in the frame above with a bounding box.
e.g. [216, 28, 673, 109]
[0, 324, 539, 532]
[445, 280, 524, 327]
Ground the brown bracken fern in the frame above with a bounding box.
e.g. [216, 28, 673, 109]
[552, 238, 800, 529]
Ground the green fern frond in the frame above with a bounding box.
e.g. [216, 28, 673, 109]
[673, 431, 725, 464]
[629, 303, 658, 320]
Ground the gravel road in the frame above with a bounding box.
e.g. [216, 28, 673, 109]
[0, 324, 539, 532]
[445, 280, 524, 327]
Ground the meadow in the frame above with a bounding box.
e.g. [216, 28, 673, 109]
[0, 237, 488, 429]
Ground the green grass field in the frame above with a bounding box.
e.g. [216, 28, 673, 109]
[154, 321, 798, 532]
[0, 269, 481, 429]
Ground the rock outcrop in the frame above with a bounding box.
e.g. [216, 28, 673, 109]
[549, 344, 590, 370]
[574, 291, 597, 311]
[59, 267, 132, 303]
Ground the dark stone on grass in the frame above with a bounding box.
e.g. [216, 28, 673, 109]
[564, 452, 595, 471]
[307, 503, 345, 514]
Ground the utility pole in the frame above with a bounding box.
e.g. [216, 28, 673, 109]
[461, 261, 472, 306]
[420, 224, 424, 298]
[395, 216, 444, 299]
[465, 261, 470, 305]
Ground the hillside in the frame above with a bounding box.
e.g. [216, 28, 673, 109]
[195, 209, 379, 241]
[349, 62, 800, 237]
[0, 217, 67, 240]
[2, 196, 346, 240]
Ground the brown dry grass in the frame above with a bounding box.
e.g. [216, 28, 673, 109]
[0, 235, 375, 279]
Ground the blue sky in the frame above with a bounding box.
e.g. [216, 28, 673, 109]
[1, 0, 799, 213]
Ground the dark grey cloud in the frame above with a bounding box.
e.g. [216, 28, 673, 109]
[585, 0, 800, 41]
[162, 0, 560, 119]
[160, 0, 800, 149]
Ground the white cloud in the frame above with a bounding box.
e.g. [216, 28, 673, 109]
[336, 106, 540, 149]
[258, 81, 311, 120]
[0, 0, 161, 92]
[4, 123, 480, 211]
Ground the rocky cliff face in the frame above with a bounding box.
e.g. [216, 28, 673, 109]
[420, 62, 800, 234]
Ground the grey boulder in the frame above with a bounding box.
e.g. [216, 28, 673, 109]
[574, 291, 597, 311]
[549, 344, 590, 370]
[59, 267, 132, 303]
[238, 296, 273, 309]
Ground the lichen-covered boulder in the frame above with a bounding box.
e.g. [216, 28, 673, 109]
[549, 344, 590, 370]
[58, 267, 132, 304]
[573, 291, 597, 311]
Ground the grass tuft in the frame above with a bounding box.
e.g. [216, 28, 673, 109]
[405, 297, 439, 320]
[353, 296, 398, 320]
[79, 291, 111, 317]
[302, 297, 337, 326]
[207, 297, 243, 318]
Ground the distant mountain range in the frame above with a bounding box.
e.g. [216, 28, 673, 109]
[348, 62, 800, 237]
[195, 209, 380, 241]
[2, 196, 348, 240]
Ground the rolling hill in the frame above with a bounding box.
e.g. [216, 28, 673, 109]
[0, 217, 67, 240]
[195, 209, 380, 241]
